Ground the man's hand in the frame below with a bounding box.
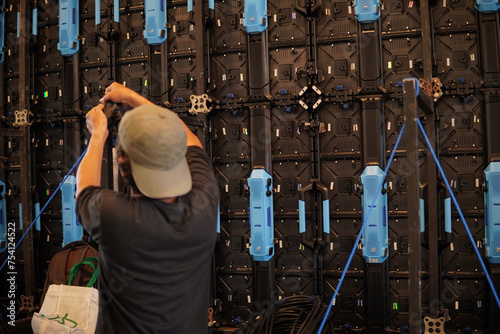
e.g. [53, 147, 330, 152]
[100, 82, 153, 108]
[86, 104, 109, 140]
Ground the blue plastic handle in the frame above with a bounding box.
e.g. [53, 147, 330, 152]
[322, 200, 330, 233]
[61, 175, 83, 247]
[444, 197, 451, 233]
[299, 200, 306, 234]
[420, 198, 425, 232]
[216, 202, 220, 233]
[114, 0, 119, 23]
[35, 202, 41, 232]
[96, 0, 100, 25]
[188, 0, 193, 12]
[247, 169, 274, 262]
[476, 0, 500, 13]
[57, 0, 79, 56]
[32, 8, 37, 35]
[354, 0, 380, 23]
[18, 203, 22, 230]
[484, 162, 500, 263]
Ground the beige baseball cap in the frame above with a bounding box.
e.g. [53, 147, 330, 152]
[118, 105, 192, 198]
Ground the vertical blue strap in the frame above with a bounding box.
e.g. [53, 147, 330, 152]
[16, 12, 20, 38]
[34, 203, 41, 231]
[299, 200, 306, 233]
[188, 0, 193, 12]
[420, 198, 425, 232]
[18, 203, 22, 230]
[322, 200, 330, 233]
[114, 0, 120, 23]
[95, 0, 100, 25]
[32, 8, 37, 35]
[444, 198, 451, 233]
[0, 0, 5, 64]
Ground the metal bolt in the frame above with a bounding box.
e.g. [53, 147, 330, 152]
[371, 247, 376, 252]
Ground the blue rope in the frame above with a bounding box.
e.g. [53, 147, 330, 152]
[317, 123, 406, 333]
[0, 147, 88, 272]
[417, 118, 500, 310]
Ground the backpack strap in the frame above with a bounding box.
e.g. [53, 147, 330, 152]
[68, 257, 99, 287]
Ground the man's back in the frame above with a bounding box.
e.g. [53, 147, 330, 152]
[77, 147, 219, 333]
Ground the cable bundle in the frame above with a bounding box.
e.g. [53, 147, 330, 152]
[236, 295, 325, 334]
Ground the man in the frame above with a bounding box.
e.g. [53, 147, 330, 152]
[76, 82, 219, 333]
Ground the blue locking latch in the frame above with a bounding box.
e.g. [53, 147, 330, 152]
[144, 0, 167, 45]
[0, 180, 7, 252]
[247, 169, 274, 262]
[61, 175, 83, 247]
[243, 0, 268, 34]
[475, 0, 500, 13]
[354, 0, 381, 23]
[484, 162, 500, 263]
[0, 0, 5, 64]
[58, 0, 79, 56]
[361, 165, 388, 263]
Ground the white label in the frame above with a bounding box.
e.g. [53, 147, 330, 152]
[477, 240, 481, 248]
[8, 141, 11, 148]
[274, 14, 277, 22]
[240, 73, 244, 81]
[328, 66, 331, 74]
[173, 25, 176, 33]
[274, 69, 278, 77]
[394, 242, 398, 251]
[46, 139, 49, 146]
[277, 184, 281, 193]
[409, 60, 413, 68]
[443, 0, 446, 7]
[43, 45, 46, 52]
[225, 184, 229, 192]
[351, 63, 356, 70]
[222, 74, 226, 81]
[451, 117, 455, 127]
[330, 242, 334, 251]
[127, 32, 130, 39]
[330, 182, 334, 190]
[7, 96, 10, 103]
[471, 54, 475, 61]
[279, 240, 283, 248]
[450, 242, 454, 251]
[354, 124, 358, 131]
[247, 296, 251, 303]
[455, 301, 459, 309]
[446, 58, 451, 67]
[217, 19, 221, 27]
[60, 139, 63, 146]
[8, 49, 11, 56]
[326, 8, 330, 15]
[328, 123, 331, 132]
[122, 81, 126, 86]
[82, 38, 86, 45]
[474, 115, 477, 122]
[190, 25, 194, 31]
[59, 89, 62, 97]
[348, 6, 352, 14]
[276, 129, 280, 137]
[387, 121, 392, 131]
[388, 61, 392, 69]
[84, 86, 88, 94]
[222, 127, 226, 135]
[170, 79, 174, 86]
[389, 181, 393, 189]
[476, 178, 480, 188]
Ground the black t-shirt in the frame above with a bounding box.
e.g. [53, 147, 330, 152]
[76, 146, 219, 334]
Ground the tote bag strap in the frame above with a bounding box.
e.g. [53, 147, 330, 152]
[68, 256, 99, 287]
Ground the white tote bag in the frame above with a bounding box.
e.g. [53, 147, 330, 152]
[32, 257, 99, 334]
